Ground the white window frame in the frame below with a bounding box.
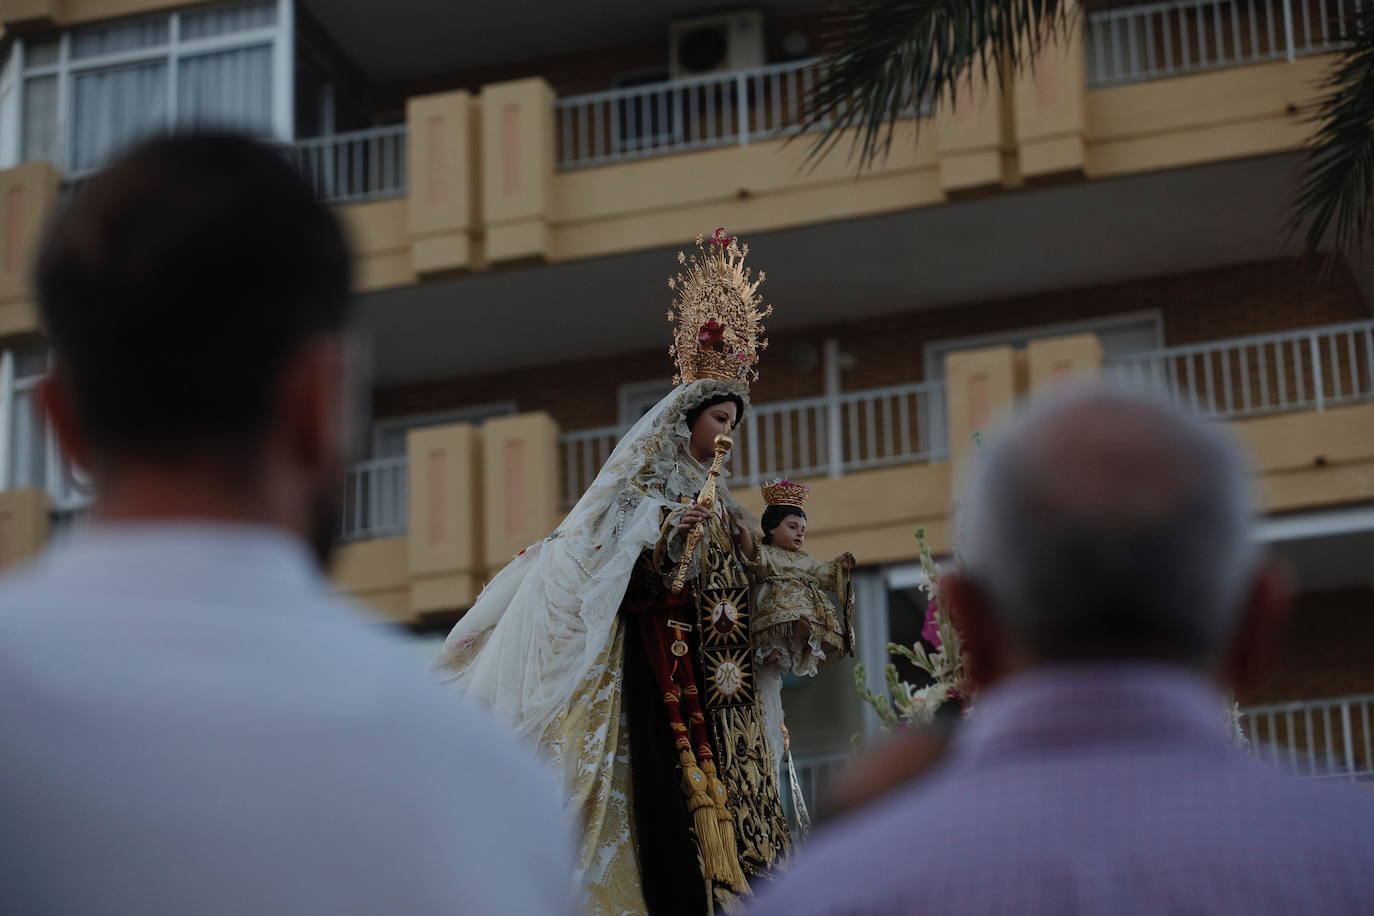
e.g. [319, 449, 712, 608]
[0, 41, 22, 168]
[370, 402, 518, 458]
[618, 378, 673, 426]
[923, 310, 1165, 380]
[17, 0, 294, 176]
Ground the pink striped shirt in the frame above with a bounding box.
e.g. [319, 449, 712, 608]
[754, 664, 1374, 915]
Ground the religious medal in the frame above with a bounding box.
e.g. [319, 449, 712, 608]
[667, 619, 693, 657]
[710, 599, 739, 634]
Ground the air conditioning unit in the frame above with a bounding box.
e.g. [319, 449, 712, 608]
[669, 9, 764, 81]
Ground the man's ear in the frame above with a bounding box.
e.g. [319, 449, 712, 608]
[39, 367, 93, 475]
[942, 574, 1018, 693]
[271, 337, 349, 473]
[1219, 556, 1291, 697]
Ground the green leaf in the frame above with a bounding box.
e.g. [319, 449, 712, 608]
[798, 0, 1074, 169]
[1290, 6, 1374, 261]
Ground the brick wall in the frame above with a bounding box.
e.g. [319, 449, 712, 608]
[375, 258, 1369, 432]
[1243, 586, 1374, 705]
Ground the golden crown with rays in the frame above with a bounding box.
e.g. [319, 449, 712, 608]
[760, 478, 809, 510]
[666, 228, 772, 385]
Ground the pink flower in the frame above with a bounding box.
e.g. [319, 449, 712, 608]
[921, 601, 942, 649]
[711, 227, 731, 248]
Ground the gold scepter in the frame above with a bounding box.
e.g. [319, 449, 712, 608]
[671, 432, 733, 594]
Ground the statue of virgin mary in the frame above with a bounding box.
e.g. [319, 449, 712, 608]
[436, 230, 791, 915]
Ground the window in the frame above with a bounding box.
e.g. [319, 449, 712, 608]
[12, 0, 289, 175]
[923, 311, 1164, 380]
[618, 379, 673, 427]
[370, 403, 518, 459]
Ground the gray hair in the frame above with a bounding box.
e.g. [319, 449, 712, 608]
[959, 385, 1259, 667]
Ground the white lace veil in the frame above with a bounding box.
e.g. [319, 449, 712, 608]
[435, 378, 752, 747]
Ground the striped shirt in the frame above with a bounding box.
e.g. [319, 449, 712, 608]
[753, 663, 1374, 915]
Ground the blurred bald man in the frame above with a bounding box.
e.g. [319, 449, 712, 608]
[754, 387, 1374, 915]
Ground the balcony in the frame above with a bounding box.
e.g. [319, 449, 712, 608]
[560, 380, 950, 508]
[1240, 692, 1374, 780]
[283, 125, 410, 205]
[555, 57, 824, 171]
[8, 318, 1374, 549]
[1107, 318, 1374, 419]
[1086, 0, 1356, 88]
[62, 125, 411, 207]
[2, 0, 1349, 324]
[0, 318, 1368, 626]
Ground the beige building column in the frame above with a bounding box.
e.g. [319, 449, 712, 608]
[935, 71, 1013, 196]
[945, 345, 1018, 476]
[1027, 332, 1103, 393]
[0, 162, 59, 340]
[0, 488, 51, 571]
[407, 89, 480, 276]
[407, 423, 483, 615]
[479, 78, 556, 265]
[481, 412, 560, 579]
[1012, 6, 1088, 182]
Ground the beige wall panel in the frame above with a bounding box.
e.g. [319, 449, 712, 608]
[480, 78, 555, 264]
[0, 488, 51, 572]
[340, 198, 416, 293]
[408, 423, 482, 613]
[1027, 332, 1103, 393]
[1013, 5, 1087, 180]
[1256, 460, 1374, 514]
[332, 536, 411, 621]
[1232, 404, 1374, 474]
[935, 70, 1009, 194]
[553, 165, 942, 263]
[407, 90, 477, 275]
[1085, 57, 1325, 177]
[481, 412, 559, 577]
[945, 345, 1017, 480]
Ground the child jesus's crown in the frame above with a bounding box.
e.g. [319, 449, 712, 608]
[761, 478, 809, 509]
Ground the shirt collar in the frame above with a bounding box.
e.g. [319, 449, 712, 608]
[31, 520, 328, 608]
[952, 662, 1237, 767]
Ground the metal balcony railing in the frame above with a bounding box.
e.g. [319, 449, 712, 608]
[555, 58, 930, 171]
[1239, 693, 1374, 780]
[559, 380, 950, 507]
[555, 57, 825, 170]
[283, 125, 409, 205]
[62, 125, 409, 206]
[1086, 0, 1358, 88]
[1105, 319, 1374, 420]
[338, 456, 409, 543]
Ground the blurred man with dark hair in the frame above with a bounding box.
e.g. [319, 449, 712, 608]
[0, 134, 574, 914]
[755, 387, 1374, 915]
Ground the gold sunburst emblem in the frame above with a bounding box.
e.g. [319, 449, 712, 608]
[710, 599, 739, 633]
[707, 649, 753, 706]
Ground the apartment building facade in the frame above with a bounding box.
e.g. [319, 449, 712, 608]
[2, 0, 1372, 789]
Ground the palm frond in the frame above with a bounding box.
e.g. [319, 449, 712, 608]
[799, 0, 1074, 168]
[1291, 6, 1374, 261]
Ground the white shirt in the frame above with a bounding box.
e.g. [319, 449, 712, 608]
[0, 522, 576, 915]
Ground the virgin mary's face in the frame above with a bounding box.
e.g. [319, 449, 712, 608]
[689, 400, 737, 463]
